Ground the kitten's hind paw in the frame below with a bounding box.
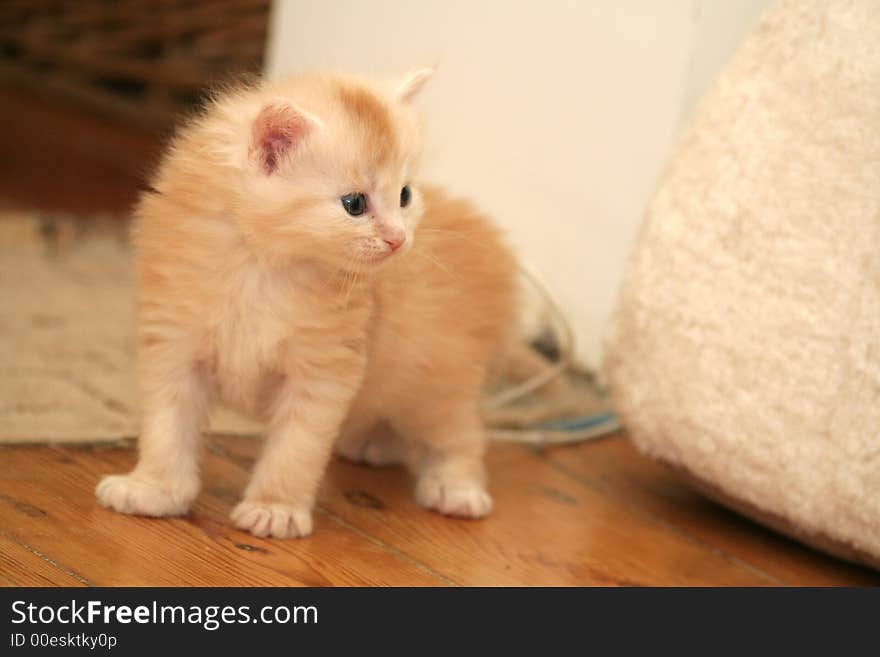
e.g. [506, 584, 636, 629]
[415, 476, 493, 519]
[231, 501, 313, 539]
[335, 432, 406, 467]
[96, 473, 196, 517]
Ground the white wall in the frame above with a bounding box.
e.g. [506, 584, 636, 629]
[266, 0, 770, 367]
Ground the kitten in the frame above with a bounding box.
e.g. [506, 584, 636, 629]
[95, 69, 518, 538]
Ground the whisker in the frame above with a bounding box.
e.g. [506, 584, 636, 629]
[320, 260, 348, 293]
[416, 228, 494, 251]
[411, 249, 459, 280]
[340, 261, 355, 299]
[344, 253, 363, 305]
[417, 228, 478, 239]
[323, 255, 351, 295]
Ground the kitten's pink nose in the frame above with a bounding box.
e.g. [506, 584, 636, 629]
[383, 235, 405, 252]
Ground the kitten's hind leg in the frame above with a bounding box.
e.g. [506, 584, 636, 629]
[392, 402, 492, 519]
[335, 420, 408, 467]
[96, 363, 208, 517]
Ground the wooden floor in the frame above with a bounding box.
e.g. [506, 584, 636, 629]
[1, 434, 878, 586]
[1, 84, 878, 587]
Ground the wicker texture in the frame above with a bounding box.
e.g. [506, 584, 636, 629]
[0, 0, 270, 128]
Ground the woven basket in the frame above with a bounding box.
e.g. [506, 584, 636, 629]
[0, 0, 270, 129]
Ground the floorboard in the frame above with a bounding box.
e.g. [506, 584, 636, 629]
[4, 435, 874, 586]
[0, 444, 446, 586]
[252, 438, 779, 586]
[0, 531, 86, 587]
[536, 435, 880, 586]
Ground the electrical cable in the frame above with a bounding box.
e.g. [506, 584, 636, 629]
[485, 263, 621, 445]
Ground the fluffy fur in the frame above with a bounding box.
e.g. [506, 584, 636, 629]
[96, 70, 519, 538]
[604, 0, 880, 568]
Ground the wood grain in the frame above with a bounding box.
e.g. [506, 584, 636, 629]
[215, 435, 776, 586]
[0, 531, 86, 586]
[0, 444, 445, 586]
[1, 435, 876, 586]
[535, 435, 880, 586]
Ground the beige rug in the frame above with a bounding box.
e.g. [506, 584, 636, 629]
[0, 211, 259, 443]
[0, 211, 609, 444]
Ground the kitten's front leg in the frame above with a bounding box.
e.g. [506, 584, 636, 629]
[232, 364, 364, 539]
[96, 363, 208, 517]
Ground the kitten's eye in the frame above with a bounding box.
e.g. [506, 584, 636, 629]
[341, 193, 366, 216]
[400, 185, 411, 208]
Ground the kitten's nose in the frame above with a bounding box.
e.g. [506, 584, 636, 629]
[379, 221, 406, 253]
[384, 236, 405, 252]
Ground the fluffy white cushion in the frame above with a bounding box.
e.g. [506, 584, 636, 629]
[604, 0, 880, 568]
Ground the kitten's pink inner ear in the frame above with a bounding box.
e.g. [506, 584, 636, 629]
[396, 67, 434, 103]
[251, 103, 313, 175]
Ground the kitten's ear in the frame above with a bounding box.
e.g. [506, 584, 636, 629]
[250, 101, 319, 175]
[395, 67, 434, 103]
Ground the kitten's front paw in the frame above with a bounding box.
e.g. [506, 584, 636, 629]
[415, 476, 493, 519]
[96, 473, 196, 517]
[230, 501, 313, 539]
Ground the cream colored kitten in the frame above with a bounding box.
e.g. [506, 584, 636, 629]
[95, 69, 518, 538]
